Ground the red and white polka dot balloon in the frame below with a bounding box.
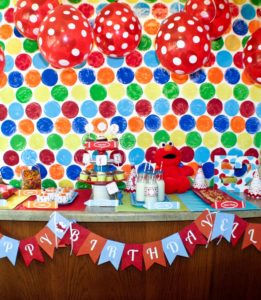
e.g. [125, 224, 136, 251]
[93, 2, 142, 57]
[243, 28, 261, 85]
[38, 5, 93, 69]
[185, 0, 231, 40]
[155, 12, 211, 75]
[14, 0, 59, 40]
[0, 47, 5, 74]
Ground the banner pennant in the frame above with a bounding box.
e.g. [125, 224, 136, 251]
[98, 240, 125, 270]
[35, 226, 57, 258]
[47, 212, 70, 240]
[194, 210, 216, 240]
[231, 215, 248, 246]
[242, 223, 261, 251]
[0, 235, 19, 266]
[211, 212, 235, 242]
[180, 222, 207, 256]
[143, 240, 166, 270]
[19, 236, 44, 267]
[76, 232, 107, 263]
[162, 232, 188, 265]
[121, 243, 143, 271]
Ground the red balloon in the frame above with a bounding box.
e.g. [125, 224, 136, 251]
[185, 0, 231, 40]
[0, 47, 5, 74]
[155, 12, 211, 75]
[243, 28, 261, 85]
[93, 2, 142, 57]
[14, 0, 59, 40]
[38, 5, 93, 69]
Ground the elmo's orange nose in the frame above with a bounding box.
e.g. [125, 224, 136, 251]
[164, 144, 172, 151]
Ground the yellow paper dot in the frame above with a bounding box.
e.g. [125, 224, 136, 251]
[0, 137, 8, 151]
[237, 133, 252, 149]
[216, 83, 232, 100]
[225, 35, 241, 51]
[5, 38, 22, 55]
[85, 0, 100, 3]
[233, 0, 246, 4]
[203, 132, 219, 148]
[34, 86, 50, 103]
[170, 130, 186, 146]
[144, 83, 161, 101]
[162, 0, 175, 3]
[29, 134, 45, 150]
[137, 132, 153, 149]
[64, 134, 81, 151]
[126, 0, 138, 3]
[71, 85, 88, 102]
[58, 179, 74, 188]
[0, 87, 15, 104]
[181, 83, 198, 100]
[108, 83, 125, 100]
[249, 85, 261, 102]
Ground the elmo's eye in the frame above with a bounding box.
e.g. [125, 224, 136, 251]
[160, 142, 166, 148]
[168, 141, 173, 146]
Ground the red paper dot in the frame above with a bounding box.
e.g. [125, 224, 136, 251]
[99, 101, 116, 118]
[126, 51, 142, 67]
[15, 53, 32, 71]
[244, 148, 259, 158]
[145, 147, 158, 163]
[62, 101, 79, 118]
[203, 52, 215, 67]
[229, 3, 239, 18]
[152, 3, 168, 19]
[207, 98, 223, 116]
[233, 52, 244, 69]
[135, 99, 152, 117]
[240, 101, 255, 118]
[87, 51, 105, 68]
[257, 8, 261, 18]
[74, 149, 87, 165]
[4, 8, 14, 23]
[25, 102, 42, 119]
[172, 98, 189, 115]
[40, 149, 55, 165]
[211, 148, 227, 162]
[180, 146, 194, 163]
[0, 104, 8, 121]
[3, 150, 19, 166]
[78, 3, 95, 18]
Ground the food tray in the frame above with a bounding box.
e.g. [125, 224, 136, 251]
[58, 192, 78, 206]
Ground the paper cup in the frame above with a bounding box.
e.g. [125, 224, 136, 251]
[97, 172, 106, 182]
[114, 171, 124, 180]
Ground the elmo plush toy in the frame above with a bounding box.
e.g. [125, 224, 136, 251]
[155, 141, 194, 194]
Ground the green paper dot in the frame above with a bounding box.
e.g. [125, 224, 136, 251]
[254, 132, 261, 148]
[120, 133, 136, 150]
[10, 135, 27, 151]
[138, 35, 152, 51]
[117, 181, 126, 190]
[90, 84, 107, 101]
[68, 0, 82, 3]
[209, 178, 214, 188]
[211, 37, 224, 51]
[0, 0, 10, 9]
[221, 132, 237, 148]
[42, 179, 57, 189]
[51, 85, 68, 102]
[250, 0, 261, 6]
[75, 181, 91, 189]
[9, 179, 22, 189]
[16, 87, 32, 103]
[200, 83, 216, 100]
[186, 132, 202, 148]
[233, 84, 249, 101]
[0, 41, 5, 51]
[145, 0, 157, 3]
[154, 130, 170, 145]
[242, 36, 250, 48]
[163, 82, 179, 99]
[127, 83, 143, 100]
[23, 39, 38, 53]
[47, 134, 63, 150]
[82, 133, 97, 144]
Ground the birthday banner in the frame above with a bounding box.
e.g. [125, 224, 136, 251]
[0, 210, 260, 270]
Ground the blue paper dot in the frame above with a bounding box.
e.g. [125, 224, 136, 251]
[190, 99, 206, 116]
[14, 27, 24, 38]
[32, 53, 49, 69]
[56, 149, 72, 166]
[74, 61, 87, 69]
[117, 99, 134, 116]
[144, 50, 160, 67]
[66, 165, 82, 180]
[8, 71, 24, 88]
[190, 69, 206, 84]
[111, 116, 127, 133]
[256, 103, 261, 119]
[137, 163, 153, 174]
[179, 115, 196, 131]
[81, 100, 98, 118]
[228, 148, 243, 157]
[246, 117, 260, 134]
[21, 149, 38, 166]
[214, 115, 229, 133]
[216, 50, 232, 67]
[224, 99, 239, 116]
[96, 3, 107, 14]
[107, 56, 124, 68]
[195, 147, 210, 164]
[170, 2, 184, 13]
[33, 163, 47, 179]
[44, 101, 61, 118]
[36, 118, 54, 134]
[0, 166, 14, 180]
[129, 148, 145, 165]
[154, 68, 170, 84]
[241, 4, 256, 20]
[0, 13, 2, 22]
[202, 162, 214, 179]
[4, 55, 14, 72]
[8, 103, 24, 120]
[232, 19, 248, 36]
[154, 98, 170, 115]
[224, 68, 240, 84]
[41, 69, 58, 86]
[1, 120, 16, 136]
[145, 115, 161, 132]
[72, 117, 87, 134]
[79, 68, 96, 85]
[133, 2, 150, 18]
[117, 67, 134, 84]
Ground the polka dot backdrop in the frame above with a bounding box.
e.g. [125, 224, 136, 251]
[0, 0, 260, 188]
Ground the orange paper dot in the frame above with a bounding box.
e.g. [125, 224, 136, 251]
[171, 72, 189, 84]
[128, 116, 144, 132]
[0, 73, 7, 88]
[230, 116, 245, 133]
[196, 116, 213, 132]
[135, 67, 153, 84]
[187, 162, 198, 176]
[18, 119, 34, 135]
[25, 70, 41, 87]
[207, 67, 223, 84]
[15, 165, 29, 177]
[163, 115, 177, 131]
[0, 24, 13, 39]
[92, 117, 108, 134]
[49, 164, 64, 180]
[121, 164, 131, 179]
[97, 67, 115, 84]
[144, 19, 160, 35]
[55, 117, 71, 134]
[60, 68, 77, 86]
[248, 20, 261, 34]
[242, 69, 255, 85]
